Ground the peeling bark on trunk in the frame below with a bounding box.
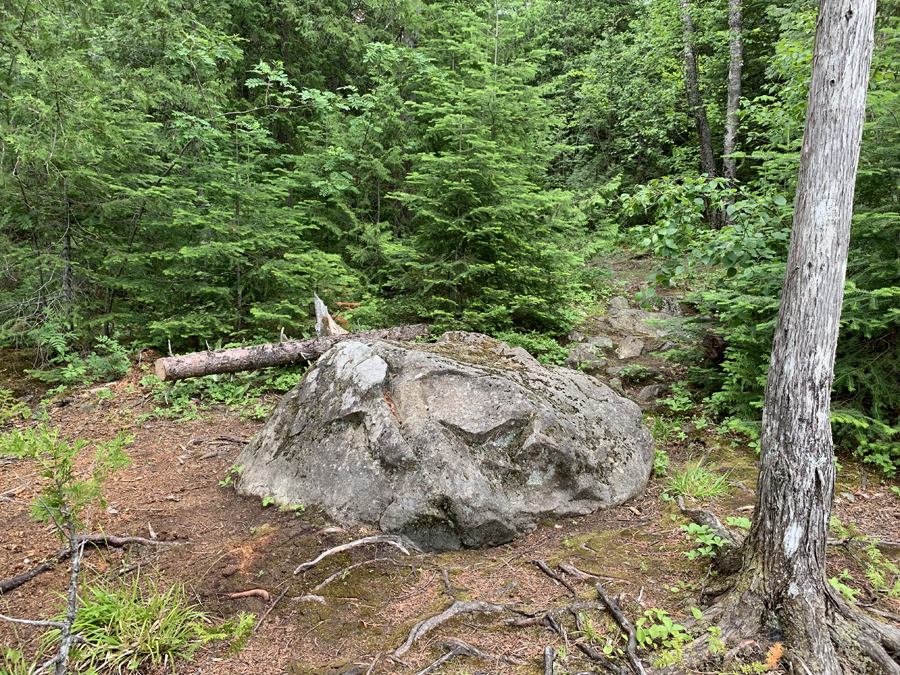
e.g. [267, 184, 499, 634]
[716, 0, 881, 671]
[723, 0, 743, 181]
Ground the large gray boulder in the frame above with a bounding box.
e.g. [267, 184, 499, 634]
[236, 332, 653, 551]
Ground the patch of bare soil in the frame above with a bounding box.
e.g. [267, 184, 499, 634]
[3, 334, 900, 675]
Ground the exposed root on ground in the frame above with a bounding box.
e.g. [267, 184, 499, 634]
[666, 581, 900, 674]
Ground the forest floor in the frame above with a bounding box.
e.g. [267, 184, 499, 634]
[3, 256, 900, 675]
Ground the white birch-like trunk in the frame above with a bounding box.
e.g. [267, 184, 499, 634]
[723, 0, 743, 180]
[731, 0, 877, 670]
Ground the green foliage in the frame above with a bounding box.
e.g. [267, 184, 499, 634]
[634, 608, 689, 650]
[0, 426, 133, 534]
[653, 448, 671, 476]
[0, 390, 30, 425]
[828, 570, 861, 603]
[664, 462, 730, 500]
[26, 325, 131, 386]
[681, 523, 729, 560]
[42, 573, 254, 672]
[493, 331, 568, 365]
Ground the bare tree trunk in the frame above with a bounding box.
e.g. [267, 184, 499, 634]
[723, 0, 743, 181]
[680, 0, 717, 179]
[716, 0, 883, 671]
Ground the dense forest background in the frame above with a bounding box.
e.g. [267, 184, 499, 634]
[0, 0, 898, 470]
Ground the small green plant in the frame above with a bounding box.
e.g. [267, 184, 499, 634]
[662, 381, 694, 414]
[27, 325, 131, 385]
[828, 569, 861, 602]
[493, 330, 569, 365]
[635, 608, 689, 649]
[653, 448, 670, 476]
[727, 516, 752, 530]
[619, 364, 657, 384]
[664, 462, 730, 500]
[279, 502, 305, 513]
[647, 415, 687, 445]
[0, 425, 134, 672]
[261, 496, 275, 507]
[42, 573, 254, 672]
[681, 523, 729, 560]
[219, 465, 244, 487]
[0, 389, 30, 424]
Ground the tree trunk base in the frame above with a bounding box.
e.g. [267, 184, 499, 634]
[672, 581, 900, 674]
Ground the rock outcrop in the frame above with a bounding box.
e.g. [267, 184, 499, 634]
[236, 332, 653, 551]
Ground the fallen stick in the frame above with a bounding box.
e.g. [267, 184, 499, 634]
[227, 588, 270, 602]
[254, 587, 290, 632]
[558, 562, 596, 582]
[294, 535, 412, 575]
[0, 534, 189, 594]
[155, 324, 430, 381]
[544, 646, 556, 675]
[501, 601, 604, 628]
[596, 583, 646, 675]
[534, 559, 578, 598]
[575, 642, 630, 675]
[312, 558, 396, 592]
[413, 638, 522, 675]
[392, 600, 506, 657]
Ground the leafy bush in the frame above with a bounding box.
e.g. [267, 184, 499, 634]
[26, 323, 131, 386]
[493, 330, 568, 365]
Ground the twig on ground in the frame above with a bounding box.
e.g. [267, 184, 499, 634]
[575, 642, 630, 675]
[365, 652, 381, 675]
[596, 583, 646, 675]
[0, 614, 65, 628]
[534, 559, 578, 598]
[294, 535, 412, 575]
[198, 450, 226, 460]
[227, 588, 270, 602]
[214, 436, 247, 445]
[313, 558, 395, 592]
[392, 600, 506, 657]
[413, 638, 522, 675]
[0, 534, 189, 594]
[544, 646, 555, 675]
[395, 570, 438, 601]
[558, 562, 596, 582]
[254, 587, 290, 632]
[291, 594, 326, 604]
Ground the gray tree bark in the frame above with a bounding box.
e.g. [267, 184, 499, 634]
[715, 0, 892, 672]
[680, 0, 717, 180]
[723, 0, 743, 180]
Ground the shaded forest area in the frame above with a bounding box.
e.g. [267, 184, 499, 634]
[0, 0, 898, 469]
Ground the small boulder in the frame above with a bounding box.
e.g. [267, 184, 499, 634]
[567, 330, 586, 343]
[565, 343, 607, 373]
[607, 309, 674, 338]
[616, 336, 645, 360]
[586, 336, 614, 350]
[609, 296, 630, 310]
[236, 333, 653, 551]
[636, 384, 670, 403]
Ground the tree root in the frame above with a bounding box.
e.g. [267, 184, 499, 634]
[293, 535, 413, 575]
[412, 638, 522, 675]
[676, 581, 900, 674]
[392, 599, 506, 657]
[595, 583, 647, 675]
[0, 534, 189, 594]
[534, 559, 578, 598]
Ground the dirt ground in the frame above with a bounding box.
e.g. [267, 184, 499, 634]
[3, 269, 900, 674]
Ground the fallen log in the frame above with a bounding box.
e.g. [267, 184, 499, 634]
[154, 324, 430, 382]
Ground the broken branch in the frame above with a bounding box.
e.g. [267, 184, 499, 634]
[595, 583, 646, 675]
[0, 534, 189, 594]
